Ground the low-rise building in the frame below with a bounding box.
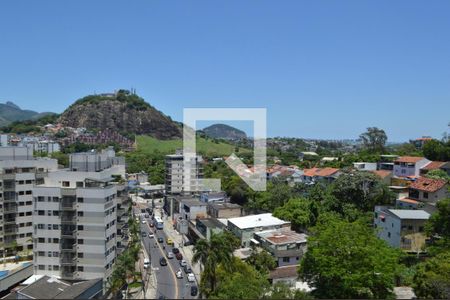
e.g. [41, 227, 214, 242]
[371, 170, 393, 185]
[16, 275, 103, 299]
[407, 177, 448, 212]
[195, 218, 226, 241]
[353, 162, 377, 171]
[179, 198, 208, 220]
[393, 156, 430, 178]
[227, 213, 291, 247]
[207, 202, 242, 219]
[374, 206, 430, 252]
[301, 167, 340, 184]
[254, 228, 308, 267]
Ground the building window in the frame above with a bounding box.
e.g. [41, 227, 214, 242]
[53, 197, 59, 202]
[38, 265, 45, 270]
[77, 197, 84, 203]
[78, 253, 84, 258]
[388, 232, 391, 238]
[282, 257, 290, 262]
[53, 265, 59, 271]
[423, 192, 429, 199]
[53, 211, 59, 216]
[77, 225, 84, 231]
[77, 266, 84, 272]
[37, 196, 45, 202]
[38, 251, 45, 256]
[77, 239, 84, 244]
[53, 224, 59, 230]
[77, 211, 84, 217]
[76, 182, 83, 188]
[53, 238, 59, 243]
[53, 252, 59, 257]
[62, 181, 70, 187]
[38, 238, 45, 243]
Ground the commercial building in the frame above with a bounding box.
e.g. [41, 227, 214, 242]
[0, 147, 58, 257]
[32, 148, 125, 287]
[227, 213, 291, 247]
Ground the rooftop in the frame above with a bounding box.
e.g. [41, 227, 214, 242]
[303, 167, 340, 177]
[197, 218, 226, 229]
[394, 156, 425, 163]
[255, 228, 307, 245]
[388, 209, 430, 220]
[421, 161, 447, 171]
[269, 265, 298, 279]
[409, 177, 447, 192]
[228, 213, 290, 230]
[371, 170, 392, 178]
[17, 276, 102, 299]
[209, 202, 242, 210]
[180, 198, 208, 207]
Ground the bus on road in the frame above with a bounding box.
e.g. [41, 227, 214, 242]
[154, 216, 164, 230]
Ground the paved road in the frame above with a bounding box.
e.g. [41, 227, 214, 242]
[135, 206, 196, 299]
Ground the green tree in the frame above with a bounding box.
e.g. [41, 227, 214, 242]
[299, 214, 402, 299]
[212, 257, 270, 299]
[426, 198, 450, 240]
[273, 198, 318, 231]
[329, 171, 395, 213]
[193, 232, 239, 297]
[359, 127, 388, 153]
[423, 139, 450, 161]
[413, 251, 450, 299]
[264, 282, 314, 300]
[245, 247, 276, 275]
[424, 169, 450, 181]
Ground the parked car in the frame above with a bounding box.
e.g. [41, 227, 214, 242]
[166, 251, 174, 259]
[141, 232, 146, 237]
[180, 259, 187, 267]
[183, 265, 192, 273]
[148, 233, 154, 238]
[149, 222, 154, 227]
[142, 220, 147, 224]
[172, 247, 180, 254]
[157, 237, 164, 243]
[191, 285, 198, 296]
[166, 238, 174, 246]
[159, 257, 167, 266]
[144, 214, 149, 218]
[187, 273, 195, 282]
[143, 258, 150, 269]
[175, 252, 183, 260]
[176, 269, 183, 279]
[141, 209, 146, 213]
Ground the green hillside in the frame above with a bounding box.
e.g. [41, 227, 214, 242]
[136, 135, 250, 157]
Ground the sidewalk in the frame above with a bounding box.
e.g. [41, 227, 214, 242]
[163, 218, 201, 284]
[133, 243, 157, 299]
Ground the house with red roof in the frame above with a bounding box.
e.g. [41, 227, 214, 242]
[301, 167, 341, 184]
[419, 161, 447, 176]
[397, 177, 449, 213]
[393, 156, 430, 178]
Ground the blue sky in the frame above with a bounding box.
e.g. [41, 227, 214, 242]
[0, 1, 449, 142]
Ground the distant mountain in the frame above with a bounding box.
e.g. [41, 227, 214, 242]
[202, 123, 247, 140]
[58, 90, 182, 139]
[0, 101, 54, 127]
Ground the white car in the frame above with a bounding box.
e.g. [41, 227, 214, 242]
[142, 220, 147, 224]
[187, 273, 195, 282]
[176, 269, 183, 279]
[180, 259, 187, 267]
[166, 251, 174, 259]
[148, 233, 154, 238]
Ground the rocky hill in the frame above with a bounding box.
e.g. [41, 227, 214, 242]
[58, 90, 182, 139]
[202, 123, 247, 140]
[0, 101, 53, 127]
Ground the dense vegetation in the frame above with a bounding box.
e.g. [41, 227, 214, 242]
[68, 89, 152, 111]
[0, 113, 58, 134]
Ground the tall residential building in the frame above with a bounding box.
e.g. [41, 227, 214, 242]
[164, 150, 204, 216]
[0, 147, 58, 257]
[32, 147, 125, 287]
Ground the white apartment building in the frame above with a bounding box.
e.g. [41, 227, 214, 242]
[165, 149, 204, 195]
[0, 147, 58, 257]
[32, 148, 125, 287]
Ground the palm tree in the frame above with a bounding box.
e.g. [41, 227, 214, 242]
[192, 232, 238, 297]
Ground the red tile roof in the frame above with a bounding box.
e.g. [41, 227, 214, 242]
[303, 167, 339, 177]
[422, 161, 447, 171]
[409, 177, 447, 193]
[395, 156, 426, 163]
[371, 170, 392, 179]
